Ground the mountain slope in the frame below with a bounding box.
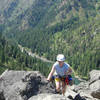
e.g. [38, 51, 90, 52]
[0, 0, 100, 77]
[0, 34, 51, 76]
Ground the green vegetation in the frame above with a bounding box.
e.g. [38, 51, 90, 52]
[0, 34, 51, 76]
[0, 0, 100, 78]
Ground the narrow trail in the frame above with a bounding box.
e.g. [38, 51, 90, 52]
[18, 44, 54, 63]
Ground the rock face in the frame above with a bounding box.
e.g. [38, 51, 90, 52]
[89, 70, 100, 99]
[0, 70, 55, 100]
[74, 70, 100, 100]
[0, 70, 100, 100]
[89, 70, 100, 84]
[0, 90, 5, 100]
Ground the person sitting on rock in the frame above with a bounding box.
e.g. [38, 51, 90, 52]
[47, 54, 72, 95]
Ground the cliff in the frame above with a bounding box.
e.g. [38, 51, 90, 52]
[0, 70, 100, 100]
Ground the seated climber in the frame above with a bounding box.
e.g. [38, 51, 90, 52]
[47, 54, 73, 95]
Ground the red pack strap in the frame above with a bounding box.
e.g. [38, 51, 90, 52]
[65, 77, 69, 85]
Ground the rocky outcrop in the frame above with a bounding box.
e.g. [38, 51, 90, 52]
[0, 90, 5, 100]
[89, 70, 100, 99]
[0, 70, 100, 100]
[0, 70, 55, 100]
[29, 93, 70, 100]
[74, 70, 100, 100]
[89, 70, 100, 84]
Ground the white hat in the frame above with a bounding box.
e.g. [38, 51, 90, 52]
[57, 54, 65, 61]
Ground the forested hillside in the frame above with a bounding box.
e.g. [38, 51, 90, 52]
[0, 0, 100, 78]
[0, 33, 51, 76]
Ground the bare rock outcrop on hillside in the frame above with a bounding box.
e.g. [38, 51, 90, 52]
[0, 70, 100, 100]
[89, 70, 100, 99]
[0, 70, 54, 100]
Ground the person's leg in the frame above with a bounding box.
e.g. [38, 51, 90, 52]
[55, 81, 61, 92]
[62, 81, 67, 95]
[55, 78, 61, 93]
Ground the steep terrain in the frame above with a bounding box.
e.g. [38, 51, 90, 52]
[0, 70, 100, 100]
[0, 0, 100, 77]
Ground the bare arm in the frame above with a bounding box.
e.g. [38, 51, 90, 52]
[47, 65, 55, 81]
[66, 67, 72, 75]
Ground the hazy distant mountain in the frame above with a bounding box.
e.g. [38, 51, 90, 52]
[0, 0, 99, 29]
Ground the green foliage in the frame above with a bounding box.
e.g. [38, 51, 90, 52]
[0, 34, 51, 76]
[1, 0, 100, 78]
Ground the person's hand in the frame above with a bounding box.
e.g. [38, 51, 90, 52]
[45, 78, 50, 84]
[46, 78, 50, 82]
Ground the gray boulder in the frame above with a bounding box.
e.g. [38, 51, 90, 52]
[91, 89, 100, 99]
[90, 80, 100, 91]
[73, 82, 95, 100]
[89, 70, 100, 99]
[0, 70, 100, 100]
[0, 90, 5, 100]
[29, 93, 70, 100]
[89, 70, 100, 84]
[0, 70, 55, 100]
[73, 70, 100, 100]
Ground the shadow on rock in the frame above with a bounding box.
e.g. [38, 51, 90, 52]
[73, 94, 86, 100]
[20, 72, 55, 99]
[0, 90, 5, 100]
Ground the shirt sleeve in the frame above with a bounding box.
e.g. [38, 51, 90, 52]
[65, 63, 70, 70]
[53, 62, 57, 69]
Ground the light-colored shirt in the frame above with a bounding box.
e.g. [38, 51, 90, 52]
[53, 61, 70, 76]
